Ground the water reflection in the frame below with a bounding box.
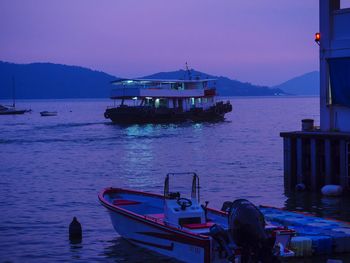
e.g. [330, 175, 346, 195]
[103, 237, 178, 263]
[69, 240, 83, 260]
[284, 192, 350, 221]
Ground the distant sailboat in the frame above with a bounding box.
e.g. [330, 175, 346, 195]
[0, 77, 30, 115]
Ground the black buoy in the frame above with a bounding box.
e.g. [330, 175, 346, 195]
[295, 183, 306, 192]
[69, 217, 82, 242]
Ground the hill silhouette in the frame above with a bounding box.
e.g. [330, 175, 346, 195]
[0, 61, 115, 99]
[143, 69, 285, 96]
[273, 71, 319, 95]
[0, 61, 286, 99]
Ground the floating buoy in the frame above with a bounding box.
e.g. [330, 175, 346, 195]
[295, 183, 306, 192]
[321, 185, 343, 197]
[69, 217, 82, 242]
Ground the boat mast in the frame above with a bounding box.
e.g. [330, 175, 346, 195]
[12, 76, 16, 108]
[185, 62, 192, 80]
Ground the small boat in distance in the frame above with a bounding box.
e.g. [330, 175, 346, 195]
[0, 104, 29, 115]
[99, 173, 295, 262]
[40, 111, 57, 117]
[104, 76, 232, 124]
[0, 77, 30, 115]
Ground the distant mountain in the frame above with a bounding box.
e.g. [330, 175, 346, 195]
[0, 61, 286, 99]
[0, 61, 116, 99]
[143, 69, 286, 96]
[273, 71, 319, 96]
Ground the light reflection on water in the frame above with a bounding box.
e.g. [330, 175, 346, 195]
[1, 97, 350, 262]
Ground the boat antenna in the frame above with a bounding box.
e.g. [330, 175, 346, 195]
[12, 76, 16, 108]
[185, 62, 192, 80]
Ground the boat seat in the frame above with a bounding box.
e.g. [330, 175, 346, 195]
[182, 222, 215, 229]
[113, 199, 141, 206]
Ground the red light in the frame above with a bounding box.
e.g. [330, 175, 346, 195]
[315, 32, 321, 41]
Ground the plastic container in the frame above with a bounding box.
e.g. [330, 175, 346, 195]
[323, 229, 350, 253]
[308, 235, 333, 255]
[290, 236, 313, 256]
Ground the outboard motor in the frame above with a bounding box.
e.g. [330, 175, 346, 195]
[209, 224, 237, 262]
[228, 199, 279, 263]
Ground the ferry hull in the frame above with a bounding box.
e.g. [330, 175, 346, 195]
[104, 103, 232, 124]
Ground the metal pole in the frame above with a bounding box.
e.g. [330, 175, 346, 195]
[12, 76, 15, 108]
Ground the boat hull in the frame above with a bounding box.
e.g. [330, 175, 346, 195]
[108, 208, 209, 262]
[104, 102, 232, 124]
[0, 109, 27, 115]
[40, 111, 57, 116]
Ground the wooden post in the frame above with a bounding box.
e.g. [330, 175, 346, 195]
[296, 138, 303, 185]
[284, 138, 292, 191]
[310, 139, 319, 191]
[340, 140, 348, 189]
[325, 139, 332, 185]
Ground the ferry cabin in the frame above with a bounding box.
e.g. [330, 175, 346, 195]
[109, 79, 218, 112]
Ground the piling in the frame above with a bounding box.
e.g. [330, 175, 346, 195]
[280, 130, 350, 193]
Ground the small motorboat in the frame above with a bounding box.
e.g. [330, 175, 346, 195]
[99, 173, 295, 262]
[40, 111, 57, 117]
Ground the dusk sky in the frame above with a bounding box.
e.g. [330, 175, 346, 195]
[0, 1, 320, 86]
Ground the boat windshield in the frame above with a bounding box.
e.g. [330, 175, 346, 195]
[164, 172, 200, 201]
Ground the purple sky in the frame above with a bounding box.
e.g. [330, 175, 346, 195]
[0, 0, 319, 86]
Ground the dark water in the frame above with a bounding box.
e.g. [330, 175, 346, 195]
[0, 97, 349, 262]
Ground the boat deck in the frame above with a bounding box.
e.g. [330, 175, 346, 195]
[105, 190, 228, 234]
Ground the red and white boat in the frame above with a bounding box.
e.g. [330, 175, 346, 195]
[99, 173, 294, 262]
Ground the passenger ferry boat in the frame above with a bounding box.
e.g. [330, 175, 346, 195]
[99, 173, 295, 263]
[104, 78, 232, 124]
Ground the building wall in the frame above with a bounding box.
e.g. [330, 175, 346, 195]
[320, 0, 350, 132]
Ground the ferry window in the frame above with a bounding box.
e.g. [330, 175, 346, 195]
[159, 99, 168, 108]
[191, 98, 195, 105]
[328, 57, 350, 107]
[155, 98, 160, 108]
[145, 98, 152, 106]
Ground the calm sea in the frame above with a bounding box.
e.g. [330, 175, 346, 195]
[0, 97, 349, 262]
